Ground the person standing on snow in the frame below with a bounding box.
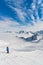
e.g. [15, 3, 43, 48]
[6, 47, 9, 54]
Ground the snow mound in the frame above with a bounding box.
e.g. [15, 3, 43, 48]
[0, 40, 9, 47]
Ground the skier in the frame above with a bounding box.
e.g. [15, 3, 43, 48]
[6, 47, 9, 54]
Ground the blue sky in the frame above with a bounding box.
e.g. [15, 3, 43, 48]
[0, 0, 31, 25]
[0, 0, 43, 25]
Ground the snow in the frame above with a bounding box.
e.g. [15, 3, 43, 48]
[0, 32, 43, 65]
[0, 50, 43, 65]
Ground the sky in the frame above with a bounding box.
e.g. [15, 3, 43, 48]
[0, 0, 33, 24]
[0, 0, 43, 32]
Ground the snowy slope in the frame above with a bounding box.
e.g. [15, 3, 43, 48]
[0, 50, 43, 65]
[0, 32, 43, 65]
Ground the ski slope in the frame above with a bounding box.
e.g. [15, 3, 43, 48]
[0, 32, 43, 65]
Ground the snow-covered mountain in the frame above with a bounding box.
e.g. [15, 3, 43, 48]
[0, 29, 43, 65]
[17, 30, 43, 43]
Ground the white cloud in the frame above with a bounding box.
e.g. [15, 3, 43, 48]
[5, 0, 24, 7]
[31, 3, 36, 10]
[17, 20, 43, 32]
[7, 5, 26, 23]
[38, 0, 42, 4]
[0, 17, 20, 32]
[14, 8, 25, 22]
[0, 16, 43, 33]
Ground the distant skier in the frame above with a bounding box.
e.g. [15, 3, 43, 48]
[6, 47, 9, 54]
